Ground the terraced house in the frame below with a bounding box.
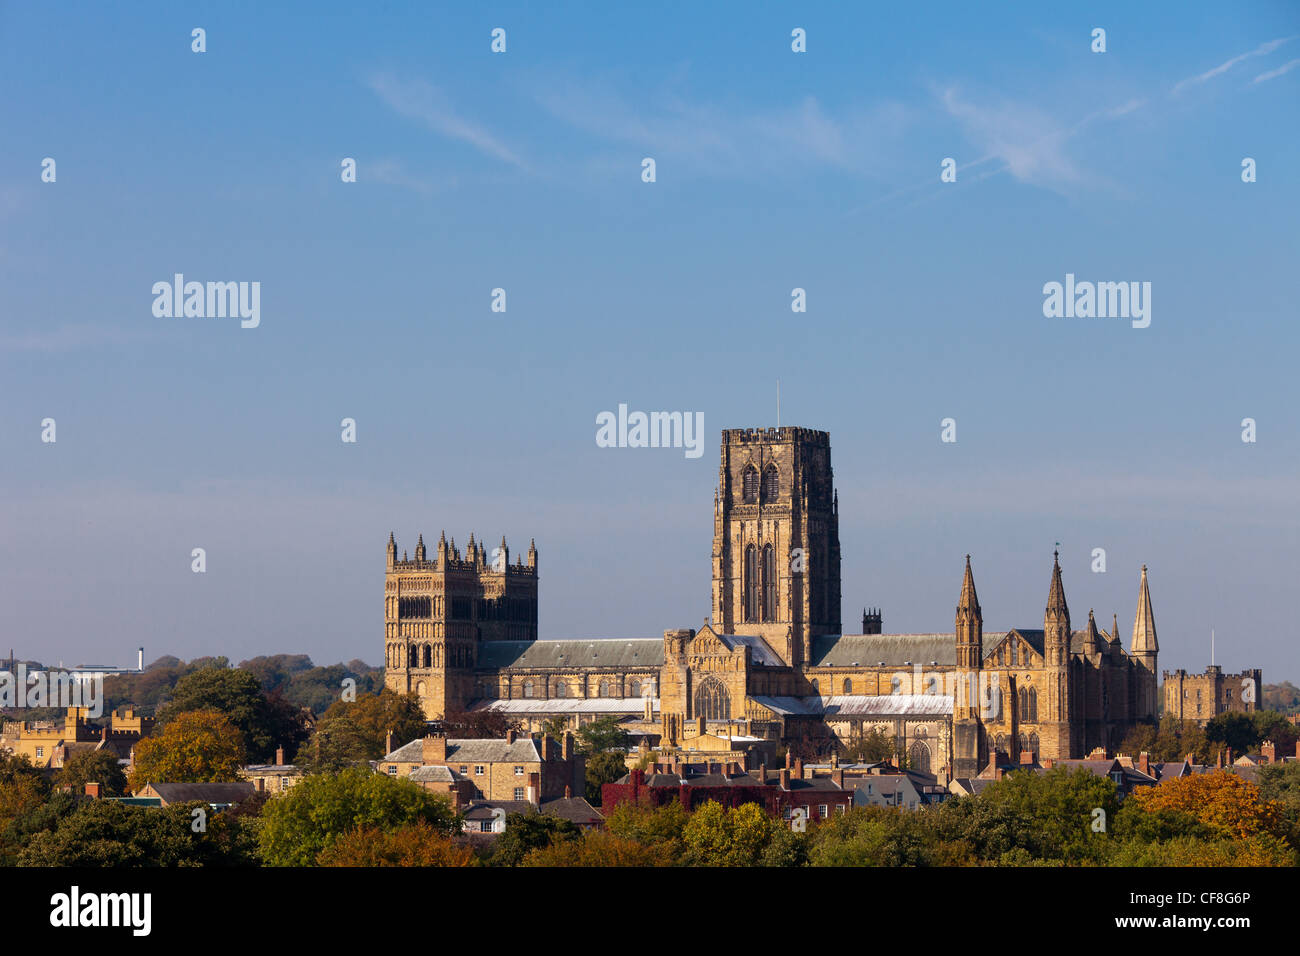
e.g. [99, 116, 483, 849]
[383, 426, 1161, 780]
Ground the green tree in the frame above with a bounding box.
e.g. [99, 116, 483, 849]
[128, 709, 247, 791]
[490, 811, 580, 866]
[56, 749, 128, 798]
[157, 665, 307, 762]
[603, 801, 688, 862]
[576, 716, 630, 754]
[1204, 712, 1261, 757]
[19, 799, 258, 867]
[842, 727, 896, 763]
[585, 751, 629, 805]
[258, 767, 458, 866]
[300, 689, 426, 771]
[682, 801, 783, 867]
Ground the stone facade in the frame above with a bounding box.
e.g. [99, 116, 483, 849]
[1163, 666, 1263, 723]
[382, 426, 1163, 778]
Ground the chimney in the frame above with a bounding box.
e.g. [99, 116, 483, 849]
[101, 726, 109, 742]
[1020, 750, 1034, 766]
[696, 716, 706, 736]
[527, 771, 540, 807]
[564, 784, 572, 799]
[506, 728, 517, 744]
[84, 782, 101, 799]
[833, 768, 845, 789]
[1215, 749, 1223, 769]
[562, 732, 575, 761]
[1226, 747, 1234, 766]
[759, 764, 768, 784]
[1138, 751, 1151, 776]
[1295, 741, 1300, 762]
[275, 746, 285, 766]
[422, 734, 447, 765]
[384, 729, 394, 756]
[540, 735, 552, 760]
[785, 750, 793, 770]
[794, 758, 804, 779]
[779, 768, 791, 790]
[1261, 740, 1276, 764]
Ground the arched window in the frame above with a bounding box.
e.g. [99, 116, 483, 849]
[629, 678, 642, 698]
[909, 740, 932, 774]
[742, 466, 759, 503]
[1028, 732, 1040, 758]
[1028, 687, 1038, 722]
[994, 734, 1007, 757]
[744, 545, 759, 622]
[694, 676, 730, 721]
[761, 464, 779, 502]
[408, 645, 418, 667]
[598, 680, 610, 697]
[1018, 734, 1029, 758]
[555, 681, 568, 698]
[522, 679, 534, 699]
[761, 544, 777, 622]
[842, 678, 852, 695]
[416, 681, 425, 698]
[1011, 641, 1019, 666]
[1018, 686, 1029, 718]
[422, 644, 432, 668]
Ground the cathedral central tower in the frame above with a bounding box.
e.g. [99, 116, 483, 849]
[712, 427, 841, 666]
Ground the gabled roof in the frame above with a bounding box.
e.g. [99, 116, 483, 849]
[469, 697, 659, 715]
[381, 737, 542, 764]
[714, 633, 783, 667]
[143, 782, 256, 805]
[474, 639, 664, 669]
[749, 694, 953, 717]
[408, 765, 458, 783]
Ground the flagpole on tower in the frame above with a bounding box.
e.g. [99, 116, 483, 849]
[777, 380, 781, 427]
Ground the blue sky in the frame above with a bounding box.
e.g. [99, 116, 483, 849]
[1, 2, 1297, 682]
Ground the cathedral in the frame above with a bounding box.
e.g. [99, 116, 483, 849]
[383, 427, 1160, 779]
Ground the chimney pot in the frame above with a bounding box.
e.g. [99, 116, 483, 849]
[275, 746, 284, 766]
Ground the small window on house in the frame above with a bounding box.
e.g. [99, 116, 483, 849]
[35, 747, 43, 758]
[479, 820, 493, 833]
[514, 766, 524, 775]
[475, 765, 485, 776]
[514, 787, 524, 800]
[386, 765, 397, 775]
[818, 804, 829, 818]
[836, 804, 846, 815]
[459, 766, 468, 774]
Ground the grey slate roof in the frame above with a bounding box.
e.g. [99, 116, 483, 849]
[475, 639, 664, 669]
[381, 737, 542, 764]
[145, 782, 256, 805]
[748, 693, 953, 717]
[470, 697, 659, 715]
[715, 633, 783, 667]
[408, 765, 457, 783]
[811, 629, 1047, 668]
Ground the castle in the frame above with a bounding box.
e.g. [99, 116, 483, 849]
[384, 427, 1161, 779]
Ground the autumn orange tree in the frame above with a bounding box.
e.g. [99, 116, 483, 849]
[1127, 770, 1291, 843]
[318, 821, 479, 867]
[128, 708, 246, 791]
[521, 830, 677, 867]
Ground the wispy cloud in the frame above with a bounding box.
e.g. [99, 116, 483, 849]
[533, 77, 908, 179]
[0, 323, 161, 353]
[365, 158, 448, 196]
[366, 72, 525, 168]
[939, 87, 1085, 191]
[1253, 57, 1300, 84]
[1171, 35, 1298, 94]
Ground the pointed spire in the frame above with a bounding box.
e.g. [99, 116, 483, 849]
[1109, 612, 1122, 645]
[415, 533, 426, 561]
[1047, 550, 1067, 613]
[1132, 565, 1158, 655]
[1083, 609, 1102, 654]
[957, 554, 981, 617]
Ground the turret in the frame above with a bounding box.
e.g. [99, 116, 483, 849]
[1041, 550, 1073, 759]
[415, 533, 426, 562]
[1131, 565, 1160, 721]
[1044, 551, 1071, 667]
[952, 555, 984, 776]
[386, 532, 397, 570]
[497, 535, 508, 571]
[527, 538, 537, 571]
[437, 530, 448, 563]
[1082, 610, 1103, 658]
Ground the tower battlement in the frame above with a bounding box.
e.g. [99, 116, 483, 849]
[722, 426, 830, 447]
